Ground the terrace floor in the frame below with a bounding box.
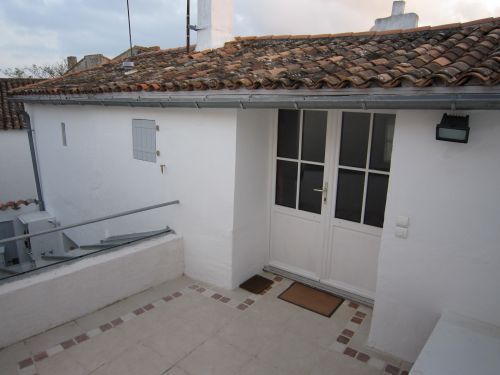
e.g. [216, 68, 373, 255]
[1, 272, 412, 375]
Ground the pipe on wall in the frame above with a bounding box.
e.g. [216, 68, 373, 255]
[18, 111, 45, 212]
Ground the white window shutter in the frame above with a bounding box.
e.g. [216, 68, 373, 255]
[132, 119, 157, 162]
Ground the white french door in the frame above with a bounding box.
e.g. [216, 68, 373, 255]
[269, 109, 396, 299]
[269, 109, 333, 281]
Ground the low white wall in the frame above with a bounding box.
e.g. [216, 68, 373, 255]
[369, 110, 500, 362]
[0, 235, 183, 349]
[27, 105, 237, 288]
[232, 109, 273, 288]
[0, 130, 37, 202]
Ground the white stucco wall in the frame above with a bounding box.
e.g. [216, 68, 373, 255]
[27, 104, 237, 288]
[0, 131, 37, 202]
[232, 109, 273, 288]
[0, 235, 183, 349]
[369, 110, 500, 362]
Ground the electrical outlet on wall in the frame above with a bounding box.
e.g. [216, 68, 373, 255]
[395, 227, 408, 239]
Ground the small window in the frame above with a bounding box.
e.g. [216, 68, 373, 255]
[335, 112, 396, 228]
[61, 122, 67, 146]
[132, 119, 157, 163]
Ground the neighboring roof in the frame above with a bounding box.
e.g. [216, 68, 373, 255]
[11, 18, 500, 96]
[0, 199, 38, 211]
[0, 78, 40, 130]
[112, 45, 161, 62]
[67, 54, 111, 74]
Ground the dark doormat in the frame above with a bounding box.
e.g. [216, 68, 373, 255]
[278, 282, 344, 317]
[239, 275, 274, 294]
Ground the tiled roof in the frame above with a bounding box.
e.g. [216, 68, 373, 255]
[0, 199, 38, 211]
[10, 18, 500, 96]
[1, 78, 40, 130]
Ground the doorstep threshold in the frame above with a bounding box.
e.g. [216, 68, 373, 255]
[263, 265, 374, 307]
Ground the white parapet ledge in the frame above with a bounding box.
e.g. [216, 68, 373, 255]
[0, 234, 184, 348]
[411, 312, 500, 375]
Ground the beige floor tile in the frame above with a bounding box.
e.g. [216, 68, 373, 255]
[140, 315, 209, 364]
[257, 330, 328, 374]
[74, 297, 140, 332]
[36, 351, 88, 375]
[90, 343, 172, 375]
[249, 295, 303, 324]
[114, 309, 168, 342]
[164, 366, 191, 375]
[74, 276, 195, 332]
[349, 319, 372, 349]
[24, 321, 84, 355]
[357, 346, 404, 370]
[209, 285, 255, 302]
[216, 309, 287, 356]
[0, 341, 32, 374]
[283, 304, 350, 349]
[310, 349, 384, 375]
[65, 327, 135, 372]
[156, 291, 209, 317]
[239, 358, 290, 375]
[177, 337, 253, 375]
[177, 298, 238, 335]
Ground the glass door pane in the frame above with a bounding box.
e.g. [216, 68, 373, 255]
[299, 164, 324, 214]
[275, 160, 298, 209]
[301, 111, 327, 162]
[339, 112, 370, 168]
[370, 114, 396, 172]
[335, 169, 365, 222]
[364, 173, 389, 227]
[277, 110, 300, 159]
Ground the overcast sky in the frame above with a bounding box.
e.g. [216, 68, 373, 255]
[0, 0, 499, 73]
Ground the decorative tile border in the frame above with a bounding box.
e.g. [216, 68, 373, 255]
[332, 301, 410, 375]
[17, 275, 283, 374]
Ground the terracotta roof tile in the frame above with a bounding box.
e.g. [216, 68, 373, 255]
[1, 78, 40, 130]
[10, 19, 500, 97]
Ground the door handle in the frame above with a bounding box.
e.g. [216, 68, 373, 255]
[313, 183, 328, 203]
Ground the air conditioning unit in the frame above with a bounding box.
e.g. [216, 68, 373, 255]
[17, 211, 62, 260]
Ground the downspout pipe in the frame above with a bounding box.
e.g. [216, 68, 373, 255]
[19, 110, 45, 211]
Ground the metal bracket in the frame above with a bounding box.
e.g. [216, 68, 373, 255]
[189, 25, 204, 32]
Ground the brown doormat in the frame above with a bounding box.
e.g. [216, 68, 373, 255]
[278, 282, 344, 317]
[239, 275, 274, 294]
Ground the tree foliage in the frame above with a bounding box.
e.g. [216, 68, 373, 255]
[2, 60, 69, 79]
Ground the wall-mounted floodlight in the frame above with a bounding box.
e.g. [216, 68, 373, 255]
[436, 114, 470, 143]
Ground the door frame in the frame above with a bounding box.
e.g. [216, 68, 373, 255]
[268, 108, 397, 297]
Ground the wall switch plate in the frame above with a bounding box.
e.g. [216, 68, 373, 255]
[395, 227, 408, 239]
[396, 216, 410, 228]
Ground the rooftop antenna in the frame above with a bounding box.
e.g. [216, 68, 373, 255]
[123, 0, 135, 69]
[186, 0, 190, 53]
[186, 0, 202, 53]
[126, 0, 133, 57]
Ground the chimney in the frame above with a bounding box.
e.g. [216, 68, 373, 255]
[67, 56, 77, 70]
[392, 1, 405, 16]
[196, 0, 233, 51]
[371, 1, 418, 32]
